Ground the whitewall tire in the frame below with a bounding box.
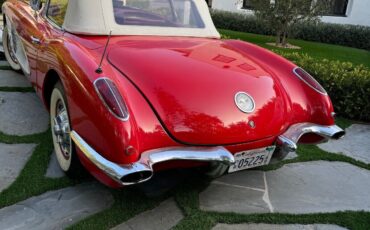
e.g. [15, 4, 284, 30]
[50, 81, 80, 176]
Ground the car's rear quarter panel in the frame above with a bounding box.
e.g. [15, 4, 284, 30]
[36, 31, 182, 163]
[225, 40, 335, 127]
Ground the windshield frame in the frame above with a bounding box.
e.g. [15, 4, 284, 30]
[62, 0, 220, 38]
[112, 0, 206, 29]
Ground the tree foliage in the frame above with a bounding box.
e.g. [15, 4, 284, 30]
[248, 0, 332, 46]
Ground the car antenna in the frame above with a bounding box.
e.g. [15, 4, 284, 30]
[95, 30, 113, 74]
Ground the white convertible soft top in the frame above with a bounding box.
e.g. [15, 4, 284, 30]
[63, 0, 220, 38]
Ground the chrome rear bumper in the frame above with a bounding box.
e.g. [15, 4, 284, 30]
[275, 123, 345, 159]
[70, 131, 235, 186]
[70, 123, 344, 186]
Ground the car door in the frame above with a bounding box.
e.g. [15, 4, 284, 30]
[7, 0, 46, 86]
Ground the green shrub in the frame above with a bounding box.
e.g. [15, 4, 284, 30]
[211, 10, 275, 37]
[211, 10, 370, 51]
[276, 51, 370, 121]
[292, 22, 370, 51]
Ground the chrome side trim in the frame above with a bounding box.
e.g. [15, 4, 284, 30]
[276, 123, 345, 159]
[70, 131, 235, 186]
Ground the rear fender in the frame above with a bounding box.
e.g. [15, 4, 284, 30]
[225, 40, 335, 127]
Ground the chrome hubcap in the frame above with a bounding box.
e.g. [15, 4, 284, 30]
[53, 100, 71, 159]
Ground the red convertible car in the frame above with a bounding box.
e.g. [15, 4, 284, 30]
[2, 0, 345, 188]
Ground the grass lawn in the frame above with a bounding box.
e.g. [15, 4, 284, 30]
[220, 29, 370, 69]
[0, 129, 83, 208]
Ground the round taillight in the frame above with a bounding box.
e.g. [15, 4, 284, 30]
[94, 78, 129, 120]
[293, 67, 327, 95]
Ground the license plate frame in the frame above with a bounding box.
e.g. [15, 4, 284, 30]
[228, 146, 276, 173]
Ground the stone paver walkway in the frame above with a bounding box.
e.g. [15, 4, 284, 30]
[0, 70, 31, 87]
[213, 224, 348, 230]
[285, 151, 298, 160]
[200, 161, 370, 214]
[200, 170, 268, 213]
[0, 60, 9, 67]
[0, 70, 114, 230]
[45, 151, 65, 178]
[319, 124, 370, 164]
[0, 143, 36, 192]
[0, 183, 114, 230]
[0, 92, 49, 135]
[111, 198, 184, 230]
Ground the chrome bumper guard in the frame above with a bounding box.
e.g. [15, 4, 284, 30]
[70, 131, 235, 186]
[275, 123, 345, 160]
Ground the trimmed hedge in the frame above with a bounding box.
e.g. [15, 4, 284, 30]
[212, 10, 275, 37]
[276, 51, 370, 121]
[293, 22, 370, 51]
[212, 10, 370, 51]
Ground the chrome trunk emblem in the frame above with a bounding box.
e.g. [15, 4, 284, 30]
[235, 92, 255, 113]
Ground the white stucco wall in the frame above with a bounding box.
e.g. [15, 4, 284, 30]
[212, 0, 370, 27]
[321, 0, 370, 26]
[213, 0, 254, 14]
[212, 0, 242, 13]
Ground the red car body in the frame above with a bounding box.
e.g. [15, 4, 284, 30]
[2, 0, 344, 188]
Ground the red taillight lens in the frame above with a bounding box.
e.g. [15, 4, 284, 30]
[94, 78, 129, 120]
[293, 67, 327, 95]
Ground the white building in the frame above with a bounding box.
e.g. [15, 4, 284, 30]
[209, 0, 370, 27]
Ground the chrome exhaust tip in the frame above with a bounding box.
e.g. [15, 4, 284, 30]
[275, 123, 345, 160]
[120, 170, 153, 184]
[331, 130, 346, 140]
[308, 125, 345, 140]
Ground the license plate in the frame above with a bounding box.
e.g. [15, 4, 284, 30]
[228, 146, 276, 173]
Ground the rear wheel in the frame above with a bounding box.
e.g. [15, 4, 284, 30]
[2, 26, 21, 71]
[50, 81, 81, 177]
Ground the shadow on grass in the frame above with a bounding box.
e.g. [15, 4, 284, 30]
[68, 169, 213, 230]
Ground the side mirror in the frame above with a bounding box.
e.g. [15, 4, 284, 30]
[30, 0, 42, 11]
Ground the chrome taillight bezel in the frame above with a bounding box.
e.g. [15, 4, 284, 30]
[293, 67, 327, 96]
[94, 77, 130, 121]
